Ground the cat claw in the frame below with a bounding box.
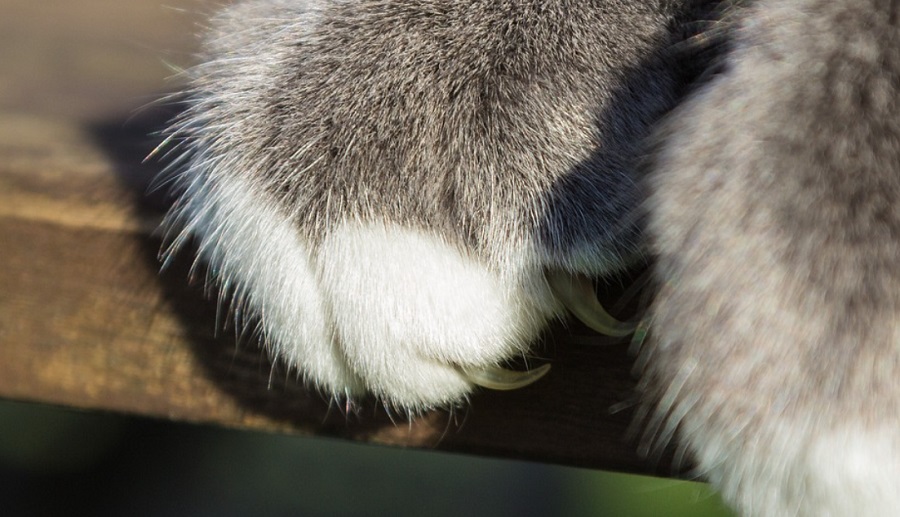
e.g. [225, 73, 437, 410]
[547, 270, 636, 338]
[459, 363, 552, 391]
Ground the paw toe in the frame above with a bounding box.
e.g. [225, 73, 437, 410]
[319, 221, 559, 408]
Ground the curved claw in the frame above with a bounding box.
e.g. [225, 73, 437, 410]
[547, 270, 636, 337]
[460, 363, 551, 391]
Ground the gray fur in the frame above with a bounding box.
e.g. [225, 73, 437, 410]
[644, 0, 900, 514]
[171, 0, 684, 275]
[163, 0, 700, 409]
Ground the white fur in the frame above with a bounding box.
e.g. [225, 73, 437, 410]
[319, 222, 560, 408]
[695, 420, 900, 517]
[804, 426, 900, 516]
[172, 167, 562, 409]
[177, 168, 366, 398]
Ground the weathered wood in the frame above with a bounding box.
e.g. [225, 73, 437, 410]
[0, 0, 666, 476]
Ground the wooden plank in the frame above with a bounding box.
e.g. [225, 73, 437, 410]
[0, 0, 666, 476]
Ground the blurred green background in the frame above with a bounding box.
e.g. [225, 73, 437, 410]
[0, 399, 732, 516]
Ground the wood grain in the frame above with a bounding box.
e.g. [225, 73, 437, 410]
[0, 0, 671, 476]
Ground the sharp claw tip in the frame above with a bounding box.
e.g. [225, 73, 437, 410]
[460, 363, 551, 391]
[547, 270, 636, 338]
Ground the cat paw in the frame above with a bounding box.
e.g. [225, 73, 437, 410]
[160, 0, 672, 411]
[166, 164, 634, 410]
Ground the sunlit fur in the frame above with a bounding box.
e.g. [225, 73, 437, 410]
[643, 0, 900, 514]
[163, 0, 685, 411]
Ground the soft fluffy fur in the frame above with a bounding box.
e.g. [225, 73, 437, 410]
[163, 0, 900, 514]
[643, 0, 900, 514]
[164, 0, 688, 410]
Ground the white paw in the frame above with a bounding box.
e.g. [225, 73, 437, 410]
[319, 221, 560, 408]
[163, 0, 662, 410]
[168, 167, 573, 410]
